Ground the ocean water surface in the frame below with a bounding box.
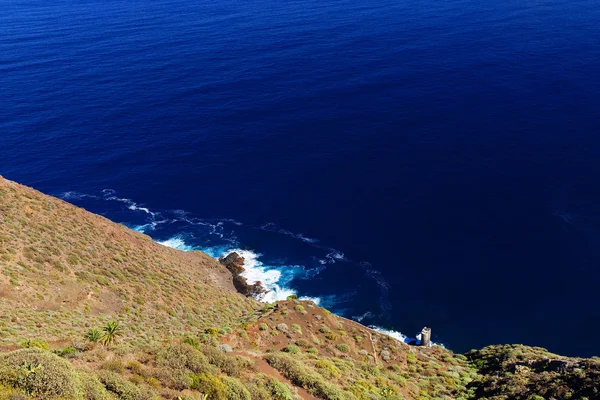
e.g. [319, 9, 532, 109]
[1, 0, 600, 355]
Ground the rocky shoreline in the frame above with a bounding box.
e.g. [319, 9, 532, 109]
[219, 251, 267, 298]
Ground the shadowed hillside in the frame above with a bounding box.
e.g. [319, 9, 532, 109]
[0, 176, 598, 400]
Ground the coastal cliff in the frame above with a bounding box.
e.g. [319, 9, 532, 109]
[0, 176, 598, 400]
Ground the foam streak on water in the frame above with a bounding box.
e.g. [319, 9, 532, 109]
[54, 188, 425, 346]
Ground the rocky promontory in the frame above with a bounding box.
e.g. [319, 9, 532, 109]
[219, 251, 267, 298]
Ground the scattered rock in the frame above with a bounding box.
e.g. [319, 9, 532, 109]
[380, 349, 391, 361]
[219, 344, 233, 353]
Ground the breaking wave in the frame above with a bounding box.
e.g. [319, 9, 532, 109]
[55, 188, 423, 346]
[370, 326, 445, 348]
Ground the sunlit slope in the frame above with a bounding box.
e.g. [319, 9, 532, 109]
[0, 175, 258, 346]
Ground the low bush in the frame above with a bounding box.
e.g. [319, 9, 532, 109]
[101, 359, 125, 373]
[0, 348, 84, 399]
[283, 345, 300, 354]
[182, 337, 200, 348]
[246, 375, 298, 400]
[97, 370, 143, 400]
[19, 339, 49, 350]
[156, 344, 213, 375]
[264, 353, 356, 400]
[54, 346, 78, 358]
[222, 376, 251, 400]
[190, 373, 227, 398]
[81, 372, 114, 400]
[315, 360, 341, 378]
[201, 345, 254, 377]
[335, 344, 350, 353]
[127, 360, 147, 376]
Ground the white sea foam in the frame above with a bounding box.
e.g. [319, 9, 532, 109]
[132, 220, 168, 233]
[132, 224, 149, 233]
[298, 296, 321, 305]
[128, 204, 154, 215]
[158, 236, 195, 251]
[102, 189, 157, 216]
[353, 311, 373, 322]
[60, 191, 98, 200]
[370, 326, 410, 343]
[260, 223, 319, 244]
[370, 326, 445, 348]
[224, 249, 302, 303]
[153, 238, 314, 303]
[81, 190, 443, 346]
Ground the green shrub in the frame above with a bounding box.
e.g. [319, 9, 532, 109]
[190, 373, 227, 399]
[335, 344, 350, 353]
[0, 348, 84, 398]
[182, 337, 200, 348]
[127, 360, 146, 376]
[97, 370, 143, 400]
[198, 333, 219, 347]
[156, 344, 214, 375]
[246, 375, 296, 400]
[294, 305, 304, 312]
[201, 345, 254, 377]
[19, 339, 49, 350]
[206, 327, 220, 337]
[268, 379, 296, 400]
[259, 323, 269, 331]
[0, 383, 27, 399]
[319, 327, 331, 334]
[81, 372, 113, 400]
[54, 346, 78, 358]
[101, 359, 125, 373]
[315, 360, 341, 378]
[222, 376, 251, 400]
[265, 353, 356, 400]
[283, 345, 300, 354]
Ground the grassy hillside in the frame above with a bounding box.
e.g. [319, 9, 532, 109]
[0, 176, 597, 400]
[0, 175, 257, 346]
[466, 345, 600, 399]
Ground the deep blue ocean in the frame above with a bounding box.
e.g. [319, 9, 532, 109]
[2, 0, 600, 356]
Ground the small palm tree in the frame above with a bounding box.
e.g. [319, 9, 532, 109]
[101, 321, 122, 348]
[84, 328, 102, 344]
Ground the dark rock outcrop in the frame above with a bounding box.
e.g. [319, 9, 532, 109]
[219, 252, 267, 298]
[219, 252, 245, 275]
